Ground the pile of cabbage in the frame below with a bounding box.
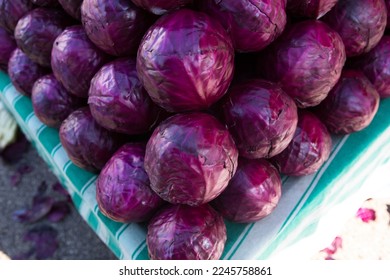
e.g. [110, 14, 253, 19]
[1, 0, 389, 260]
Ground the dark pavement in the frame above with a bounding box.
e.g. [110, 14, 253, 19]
[0, 141, 117, 260]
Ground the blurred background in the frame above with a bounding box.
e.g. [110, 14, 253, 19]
[0, 127, 116, 260]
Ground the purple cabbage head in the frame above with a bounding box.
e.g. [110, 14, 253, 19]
[58, 0, 82, 20]
[89, 58, 162, 135]
[315, 70, 380, 134]
[147, 204, 226, 260]
[272, 110, 332, 176]
[212, 158, 282, 223]
[322, 0, 387, 57]
[8, 48, 48, 96]
[81, 0, 155, 57]
[131, 0, 193, 15]
[0, 26, 16, 65]
[31, 74, 85, 128]
[137, 9, 234, 112]
[144, 112, 238, 206]
[222, 79, 298, 159]
[15, 8, 71, 67]
[0, 0, 33, 33]
[198, 0, 287, 52]
[286, 0, 338, 19]
[96, 143, 164, 223]
[59, 107, 123, 172]
[51, 26, 108, 98]
[258, 20, 346, 108]
[31, 0, 59, 7]
[351, 36, 390, 98]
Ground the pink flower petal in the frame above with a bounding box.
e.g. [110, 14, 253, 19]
[321, 236, 343, 255]
[356, 207, 376, 223]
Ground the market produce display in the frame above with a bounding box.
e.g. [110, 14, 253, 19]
[314, 70, 380, 134]
[322, 0, 387, 57]
[8, 48, 48, 95]
[96, 143, 164, 223]
[198, 0, 287, 52]
[88, 57, 162, 135]
[1, 0, 390, 260]
[31, 74, 85, 127]
[14, 7, 71, 67]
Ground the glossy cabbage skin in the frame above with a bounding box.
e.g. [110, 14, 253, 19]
[89, 58, 161, 135]
[31, 74, 84, 128]
[147, 204, 227, 260]
[59, 107, 123, 173]
[15, 8, 70, 67]
[222, 79, 298, 159]
[322, 0, 387, 57]
[212, 158, 282, 223]
[258, 20, 346, 108]
[0, 27, 16, 65]
[286, 0, 337, 19]
[8, 48, 48, 96]
[315, 70, 380, 134]
[199, 0, 287, 52]
[351, 36, 390, 98]
[51, 26, 108, 98]
[131, 0, 193, 15]
[144, 112, 238, 206]
[0, 0, 33, 33]
[272, 110, 332, 176]
[96, 143, 164, 223]
[58, 0, 82, 20]
[137, 9, 234, 112]
[81, 0, 154, 56]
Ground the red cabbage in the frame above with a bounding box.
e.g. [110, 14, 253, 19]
[144, 112, 238, 206]
[272, 110, 332, 176]
[322, 0, 387, 57]
[198, 0, 287, 52]
[212, 158, 282, 223]
[0, 0, 33, 33]
[222, 79, 298, 159]
[59, 107, 123, 172]
[137, 9, 234, 112]
[51, 26, 108, 98]
[96, 143, 164, 223]
[147, 204, 226, 260]
[31, 74, 85, 128]
[81, 0, 155, 57]
[88, 58, 162, 135]
[8, 48, 48, 96]
[315, 70, 380, 134]
[15, 8, 71, 67]
[258, 20, 346, 108]
[350, 36, 390, 98]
